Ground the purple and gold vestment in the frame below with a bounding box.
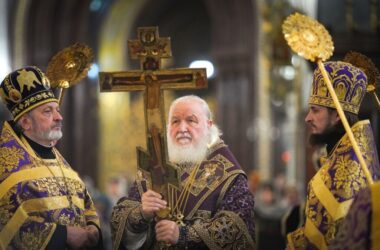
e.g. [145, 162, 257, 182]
[0, 122, 100, 249]
[287, 120, 380, 249]
[110, 139, 256, 249]
[329, 181, 380, 250]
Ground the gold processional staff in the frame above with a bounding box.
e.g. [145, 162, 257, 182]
[46, 43, 94, 105]
[282, 12, 373, 185]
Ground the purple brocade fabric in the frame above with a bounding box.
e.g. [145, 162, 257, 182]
[110, 140, 256, 250]
[220, 174, 256, 237]
[287, 120, 380, 249]
[126, 182, 141, 201]
[0, 122, 100, 249]
[329, 187, 372, 250]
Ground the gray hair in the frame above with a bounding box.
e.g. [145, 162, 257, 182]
[15, 111, 32, 132]
[168, 95, 222, 144]
[168, 95, 212, 121]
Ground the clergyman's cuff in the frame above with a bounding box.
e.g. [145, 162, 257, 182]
[127, 206, 151, 233]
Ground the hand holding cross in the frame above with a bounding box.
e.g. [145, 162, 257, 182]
[99, 27, 208, 214]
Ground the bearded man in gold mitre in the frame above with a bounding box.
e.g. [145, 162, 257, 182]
[287, 61, 380, 249]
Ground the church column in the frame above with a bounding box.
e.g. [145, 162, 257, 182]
[205, 0, 259, 173]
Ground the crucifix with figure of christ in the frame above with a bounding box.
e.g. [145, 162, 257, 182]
[99, 27, 207, 216]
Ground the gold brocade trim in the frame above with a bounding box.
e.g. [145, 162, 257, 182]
[304, 218, 327, 250]
[207, 139, 226, 156]
[192, 209, 212, 220]
[215, 173, 239, 208]
[40, 223, 56, 250]
[210, 154, 234, 170]
[71, 196, 85, 210]
[13, 97, 57, 122]
[0, 195, 84, 248]
[332, 120, 369, 154]
[309, 96, 359, 115]
[22, 195, 84, 211]
[287, 233, 296, 250]
[189, 161, 226, 196]
[0, 166, 83, 199]
[2, 121, 73, 167]
[112, 201, 140, 250]
[2, 122, 35, 157]
[128, 205, 150, 227]
[371, 182, 380, 250]
[186, 169, 245, 219]
[322, 120, 370, 159]
[84, 210, 99, 217]
[187, 225, 203, 244]
[287, 227, 307, 249]
[286, 234, 295, 250]
[311, 171, 353, 220]
[192, 210, 255, 249]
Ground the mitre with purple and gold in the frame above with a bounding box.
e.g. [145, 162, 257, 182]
[0, 66, 58, 121]
[309, 61, 367, 114]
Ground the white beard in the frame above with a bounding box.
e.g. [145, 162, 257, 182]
[30, 116, 63, 144]
[167, 133, 209, 164]
[46, 130, 63, 141]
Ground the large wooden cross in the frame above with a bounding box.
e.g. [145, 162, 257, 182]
[99, 27, 207, 199]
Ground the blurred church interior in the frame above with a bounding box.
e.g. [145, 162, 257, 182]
[1, 0, 379, 249]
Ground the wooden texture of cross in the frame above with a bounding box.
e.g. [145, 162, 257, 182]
[99, 27, 207, 197]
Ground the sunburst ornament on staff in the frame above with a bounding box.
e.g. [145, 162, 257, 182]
[282, 12, 333, 62]
[282, 12, 373, 185]
[46, 43, 94, 105]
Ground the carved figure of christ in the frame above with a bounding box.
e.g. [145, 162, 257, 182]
[99, 27, 207, 204]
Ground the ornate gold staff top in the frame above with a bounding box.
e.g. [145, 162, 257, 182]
[282, 12, 373, 185]
[344, 51, 380, 110]
[46, 43, 94, 105]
